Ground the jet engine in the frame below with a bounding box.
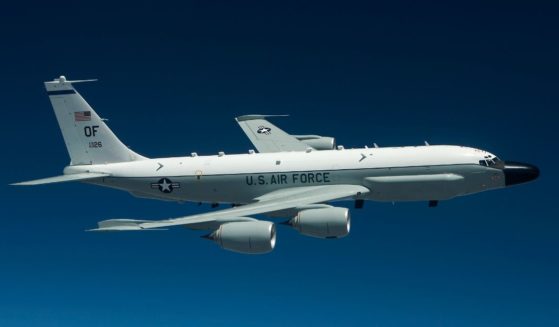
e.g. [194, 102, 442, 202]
[294, 135, 336, 150]
[206, 221, 276, 254]
[288, 207, 350, 239]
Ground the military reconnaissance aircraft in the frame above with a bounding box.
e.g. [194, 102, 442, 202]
[12, 76, 539, 254]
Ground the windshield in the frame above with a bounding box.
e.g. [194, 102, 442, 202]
[479, 156, 503, 168]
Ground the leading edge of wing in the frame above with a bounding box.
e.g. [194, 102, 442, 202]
[91, 185, 369, 231]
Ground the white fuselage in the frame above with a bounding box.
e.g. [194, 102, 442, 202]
[66, 145, 505, 204]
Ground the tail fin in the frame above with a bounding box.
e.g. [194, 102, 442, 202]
[45, 76, 147, 165]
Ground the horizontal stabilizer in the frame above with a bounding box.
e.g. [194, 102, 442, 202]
[52, 76, 98, 84]
[11, 172, 110, 186]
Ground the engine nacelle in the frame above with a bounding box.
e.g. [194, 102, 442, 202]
[288, 207, 350, 239]
[294, 135, 336, 150]
[207, 221, 276, 254]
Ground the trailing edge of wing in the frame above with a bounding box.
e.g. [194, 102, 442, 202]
[11, 172, 110, 186]
[92, 185, 369, 231]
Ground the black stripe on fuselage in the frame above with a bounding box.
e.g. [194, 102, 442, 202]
[47, 89, 76, 95]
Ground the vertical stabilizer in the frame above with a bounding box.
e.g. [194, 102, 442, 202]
[45, 76, 147, 165]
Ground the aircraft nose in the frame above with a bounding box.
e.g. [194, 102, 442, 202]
[503, 161, 540, 186]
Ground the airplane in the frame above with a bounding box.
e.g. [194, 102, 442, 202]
[12, 76, 540, 254]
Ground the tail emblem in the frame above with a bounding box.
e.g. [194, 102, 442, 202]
[257, 126, 272, 135]
[151, 178, 181, 193]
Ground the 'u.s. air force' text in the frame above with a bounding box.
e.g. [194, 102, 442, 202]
[245, 172, 331, 185]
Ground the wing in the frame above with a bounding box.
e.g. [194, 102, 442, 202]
[90, 184, 369, 231]
[236, 115, 337, 153]
[235, 114, 311, 153]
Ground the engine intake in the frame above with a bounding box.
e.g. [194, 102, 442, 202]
[288, 207, 350, 239]
[206, 221, 276, 254]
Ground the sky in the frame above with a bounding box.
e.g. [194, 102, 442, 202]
[0, 1, 558, 326]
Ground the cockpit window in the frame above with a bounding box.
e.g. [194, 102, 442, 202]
[480, 157, 503, 168]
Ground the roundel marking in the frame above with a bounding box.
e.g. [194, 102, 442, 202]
[257, 126, 272, 135]
[151, 178, 181, 193]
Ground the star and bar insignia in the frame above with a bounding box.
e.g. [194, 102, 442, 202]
[257, 126, 272, 135]
[151, 178, 181, 193]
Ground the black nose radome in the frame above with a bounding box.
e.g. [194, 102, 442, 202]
[503, 161, 540, 186]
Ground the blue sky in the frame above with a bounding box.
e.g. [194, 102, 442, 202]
[1, 1, 557, 326]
